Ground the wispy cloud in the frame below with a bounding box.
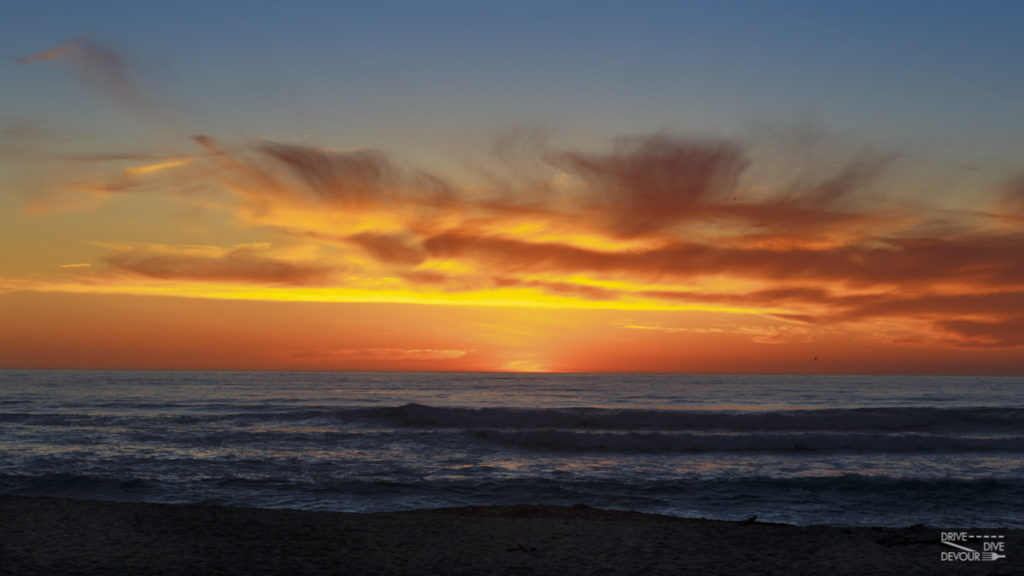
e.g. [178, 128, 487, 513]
[104, 243, 340, 286]
[289, 348, 471, 361]
[11, 36, 1024, 351]
[21, 154, 200, 213]
[17, 36, 157, 115]
[19, 129, 1024, 348]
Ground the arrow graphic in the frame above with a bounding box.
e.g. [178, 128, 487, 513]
[941, 541, 976, 553]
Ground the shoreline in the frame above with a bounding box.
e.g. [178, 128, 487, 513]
[2, 496, 1019, 575]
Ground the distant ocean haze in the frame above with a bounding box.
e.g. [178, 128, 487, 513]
[1, 370, 1021, 527]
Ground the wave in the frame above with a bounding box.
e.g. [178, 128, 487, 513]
[380, 404, 1024, 434]
[6, 471, 1020, 494]
[13, 424, 1020, 454]
[7, 403, 1024, 434]
[3, 472, 1022, 527]
[470, 429, 1024, 453]
[0, 472, 154, 499]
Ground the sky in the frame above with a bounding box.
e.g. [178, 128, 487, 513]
[2, 1, 1024, 373]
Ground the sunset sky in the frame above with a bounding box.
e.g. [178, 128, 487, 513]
[2, 1, 1023, 373]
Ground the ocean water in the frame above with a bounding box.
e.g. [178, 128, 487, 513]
[1, 370, 1022, 527]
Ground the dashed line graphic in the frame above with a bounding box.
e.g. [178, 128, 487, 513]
[940, 532, 1006, 562]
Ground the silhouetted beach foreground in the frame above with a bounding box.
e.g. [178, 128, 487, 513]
[2, 496, 1019, 575]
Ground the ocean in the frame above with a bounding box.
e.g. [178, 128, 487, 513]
[1, 370, 1022, 527]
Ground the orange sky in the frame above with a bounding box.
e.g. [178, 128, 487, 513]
[2, 34, 1024, 374]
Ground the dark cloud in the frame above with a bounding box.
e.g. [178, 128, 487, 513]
[550, 135, 747, 237]
[936, 316, 1024, 349]
[421, 230, 1024, 289]
[256, 142, 396, 206]
[779, 153, 889, 207]
[17, 36, 155, 114]
[191, 136, 465, 227]
[185, 132, 900, 248]
[642, 285, 1024, 348]
[346, 232, 426, 265]
[106, 245, 339, 286]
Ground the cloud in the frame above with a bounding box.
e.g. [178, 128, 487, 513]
[935, 316, 1024, 348]
[494, 277, 621, 301]
[104, 243, 340, 286]
[743, 325, 816, 345]
[256, 142, 397, 206]
[618, 321, 724, 335]
[20, 153, 201, 213]
[11, 38, 1024, 350]
[0, 120, 56, 143]
[290, 348, 471, 361]
[17, 36, 154, 113]
[15, 125, 1024, 349]
[42, 131, 1024, 348]
[420, 230, 1024, 290]
[346, 232, 426, 265]
[1, 116, 201, 215]
[549, 135, 748, 237]
[184, 132, 901, 255]
[637, 284, 1024, 348]
[997, 174, 1024, 217]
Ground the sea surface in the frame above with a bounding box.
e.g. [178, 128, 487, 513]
[1, 370, 1022, 527]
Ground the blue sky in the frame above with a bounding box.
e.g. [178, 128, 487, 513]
[6, 1, 1023, 169]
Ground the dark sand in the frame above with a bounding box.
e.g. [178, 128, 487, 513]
[1, 496, 1019, 575]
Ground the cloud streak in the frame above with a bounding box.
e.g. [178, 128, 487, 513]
[17, 36, 153, 113]
[104, 244, 340, 286]
[289, 348, 471, 361]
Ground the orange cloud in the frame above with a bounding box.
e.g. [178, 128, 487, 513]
[19, 131, 1023, 351]
[9, 38, 1024, 357]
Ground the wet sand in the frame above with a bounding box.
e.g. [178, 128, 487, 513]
[1, 495, 1018, 575]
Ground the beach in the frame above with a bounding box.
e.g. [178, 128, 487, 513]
[2, 496, 1018, 575]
